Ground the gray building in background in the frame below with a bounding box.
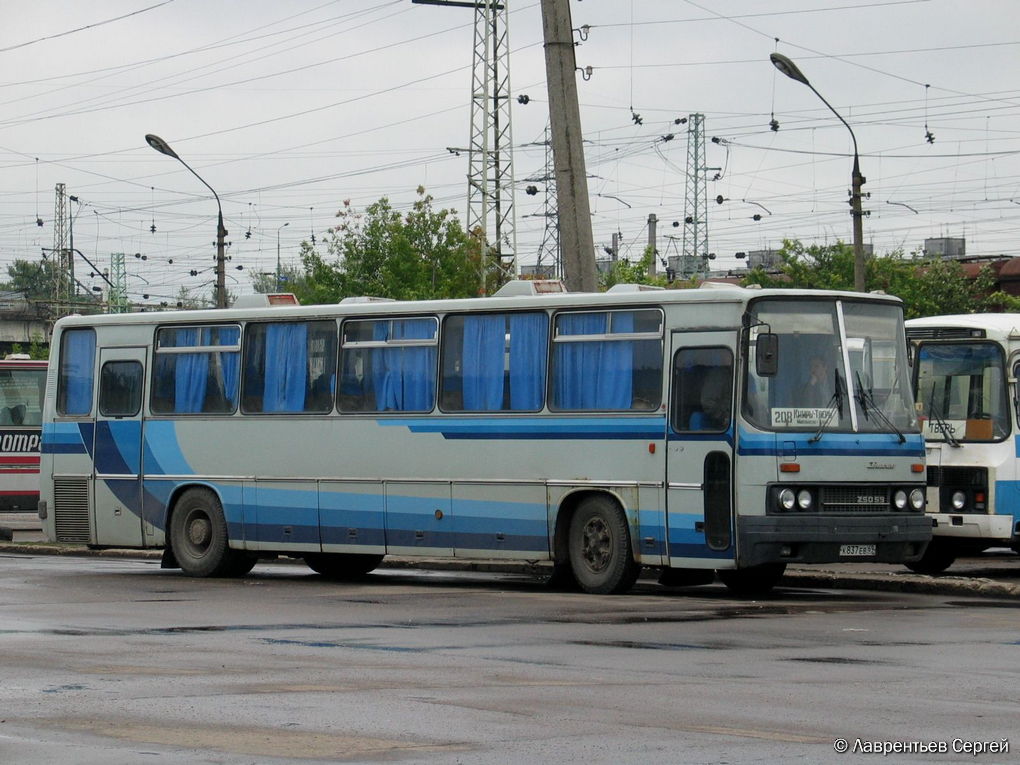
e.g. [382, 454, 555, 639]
[923, 237, 966, 258]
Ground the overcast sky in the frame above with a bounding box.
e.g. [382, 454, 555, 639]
[2, 0, 1018, 305]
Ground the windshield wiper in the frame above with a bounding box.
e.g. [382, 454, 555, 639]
[809, 369, 844, 443]
[926, 381, 961, 448]
[855, 371, 905, 443]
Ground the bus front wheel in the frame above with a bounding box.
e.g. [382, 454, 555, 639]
[304, 552, 384, 579]
[170, 488, 251, 578]
[717, 563, 786, 597]
[904, 540, 956, 575]
[568, 496, 640, 595]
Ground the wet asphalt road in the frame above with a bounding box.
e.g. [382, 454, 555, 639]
[0, 553, 1017, 764]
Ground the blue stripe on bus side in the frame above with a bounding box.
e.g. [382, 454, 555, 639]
[41, 422, 93, 455]
[668, 513, 732, 560]
[995, 479, 1020, 535]
[143, 420, 193, 476]
[94, 421, 141, 475]
[736, 429, 924, 458]
[379, 416, 666, 440]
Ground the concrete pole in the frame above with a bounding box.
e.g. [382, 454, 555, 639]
[541, 0, 596, 292]
[647, 213, 657, 276]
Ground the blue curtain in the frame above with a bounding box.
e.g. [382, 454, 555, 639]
[596, 311, 633, 408]
[263, 323, 308, 412]
[175, 328, 208, 413]
[509, 313, 547, 410]
[218, 327, 240, 409]
[369, 319, 436, 411]
[62, 330, 95, 415]
[392, 319, 436, 411]
[462, 315, 505, 410]
[370, 321, 398, 410]
[553, 312, 633, 410]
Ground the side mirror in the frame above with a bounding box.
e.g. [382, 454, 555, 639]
[756, 333, 779, 377]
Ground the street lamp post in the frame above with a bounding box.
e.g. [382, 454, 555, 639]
[770, 53, 867, 292]
[144, 134, 229, 308]
[276, 222, 290, 291]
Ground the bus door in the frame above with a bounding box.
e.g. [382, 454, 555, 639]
[665, 333, 736, 566]
[93, 347, 147, 547]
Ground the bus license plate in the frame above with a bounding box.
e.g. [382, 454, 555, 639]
[839, 544, 876, 557]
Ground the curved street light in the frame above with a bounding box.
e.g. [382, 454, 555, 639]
[770, 53, 867, 292]
[145, 134, 229, 308]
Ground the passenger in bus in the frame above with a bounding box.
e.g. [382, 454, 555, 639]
[689, 367, 731, 430]
[800, 356, 830, 407]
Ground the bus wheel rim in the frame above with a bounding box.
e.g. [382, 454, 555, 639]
[186, 513, 211, 551]
[581, 517, 612, 572]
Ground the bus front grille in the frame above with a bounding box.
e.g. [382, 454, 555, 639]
[819, 487, 891, 512]
[53, 478, 91, 543]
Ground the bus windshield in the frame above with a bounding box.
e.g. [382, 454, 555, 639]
[913, 341, 1009, 442]
[0, 364, 45, 426]
[744, 298, 916, 434]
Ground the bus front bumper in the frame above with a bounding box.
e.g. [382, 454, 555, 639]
[928, 512, 1015, 543]
[736, 513, 933, 568]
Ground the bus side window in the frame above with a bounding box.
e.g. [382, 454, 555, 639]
[339, 317, 438, 413]
[440, 312, 548, 412]
[57, 328, 97, 416]
[242, 320, 337, 414]
[671, 348, 733, 433]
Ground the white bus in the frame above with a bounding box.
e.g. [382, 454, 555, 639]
[0, 356, 47, 513]
[39, 282, 929, 594]
[906, 313, 1020, 573]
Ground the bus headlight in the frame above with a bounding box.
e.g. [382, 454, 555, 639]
[893, 490, 908, 510]
[910, 489, 925, 510]
[778, 488, 796, 511]
[797, 489, 813, 510]
[951, 491, 966, 510]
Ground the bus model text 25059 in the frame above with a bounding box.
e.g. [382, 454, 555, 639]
[39, 281, 930, 595]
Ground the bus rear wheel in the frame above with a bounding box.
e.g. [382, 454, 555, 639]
[304, 552, 384, 580]
[170, 488, 250, 578]
[717, 563, 786, 597]
[568, 496, 640, 595]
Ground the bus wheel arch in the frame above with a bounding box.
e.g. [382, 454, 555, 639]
[167, 485, 254, 578]
[555, 490, 640, 595]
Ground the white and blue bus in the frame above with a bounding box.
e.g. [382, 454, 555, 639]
[39, 281, 929, 594]
[906, 314, 1020, 573]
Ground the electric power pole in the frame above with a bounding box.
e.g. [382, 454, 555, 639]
[535, 125, 560, 277]
[412, 0, 519, 290]
[541, 0, 596, 292]
[682, 113, 708, 279]
[52, 183, 71, 318]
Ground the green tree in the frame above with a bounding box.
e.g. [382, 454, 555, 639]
[299, 188, 484, 303]
[743, 239, 1006, 318]
[250, 264, 309, 300]
[2, 258, 71, 303]
[9, 334, 49, 360]
[597, 246, 702, 291]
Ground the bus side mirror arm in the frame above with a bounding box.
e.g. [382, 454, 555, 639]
[756, 333, 779, 377]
